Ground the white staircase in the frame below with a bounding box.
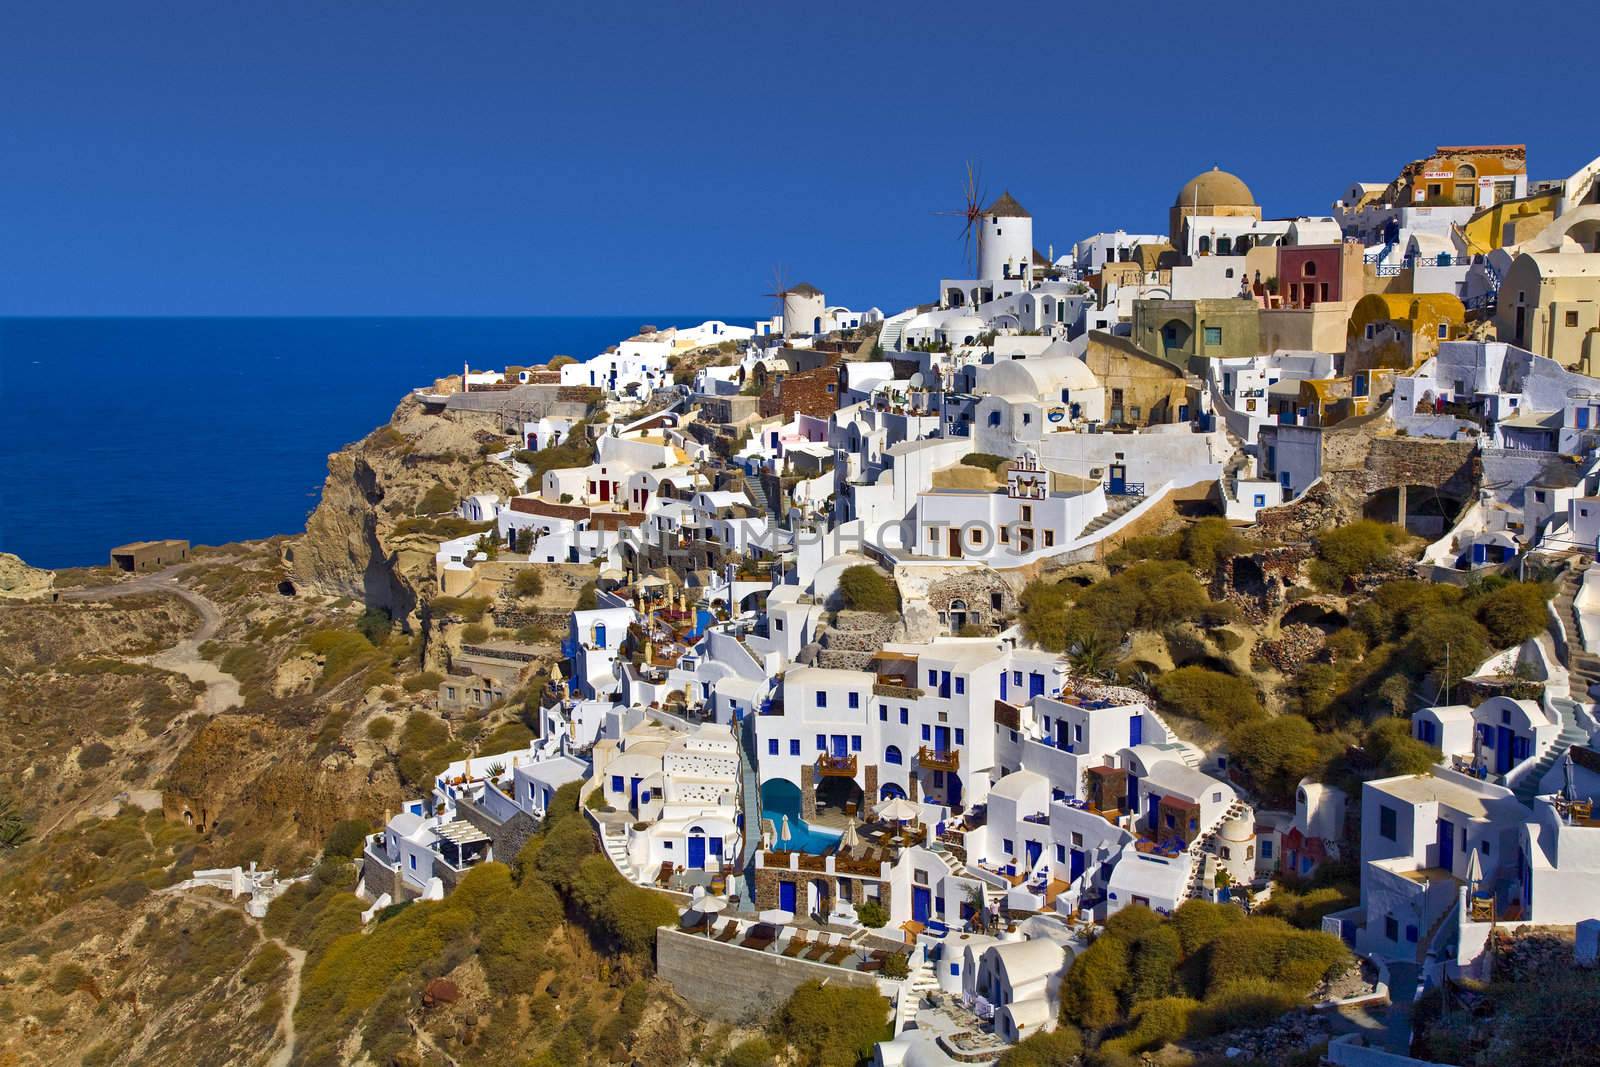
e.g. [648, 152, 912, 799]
[1182, 799, 1249, 900]
[878, 310, 914, 354]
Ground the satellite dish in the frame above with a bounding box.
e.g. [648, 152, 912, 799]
[909, 372, 927, 389]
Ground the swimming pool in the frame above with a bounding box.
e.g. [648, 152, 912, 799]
[761, 809, 842, 855]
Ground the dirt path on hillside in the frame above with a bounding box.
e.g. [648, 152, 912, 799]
[62, 564, 242, 713]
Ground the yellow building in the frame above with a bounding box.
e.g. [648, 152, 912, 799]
[1345, 293, 1466, 373]
[1169, 167, 1261, 245]
[1082, 332, 1191, 427]
[1390, 145, 1526, 208]
[1494, 253, 1600, 371]
[1458, 190, 1562, 257]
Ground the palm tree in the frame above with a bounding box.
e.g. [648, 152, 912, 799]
[1067, 633, 1116, 680]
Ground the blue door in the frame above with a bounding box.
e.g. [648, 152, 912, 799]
[709, 837, 723, 862]
[1055, 719, 1071, 750]
[1437, 818, 1454, 872]
[779, 880, 797, 913]
[1025, 840, 1043, 870]
[935, 726, 951, 753]
[1129, 714, 1143, 747]
[1109, 464, 1126, 494]
[687, 836, 706, 869]
[1000, 672, 1008, 701]
[1146, 792, 1161, 832]
[1126, 774, 1139, 813]
[913, 886, 932, 923]
[939, 672, 952, 698]
[629, 777, 641, 809]
[1496, 726, 1514, 774]
[1029, 673, 1045, 698]
[831, 734, 848, 757]
[1070, 848, 1086, 881]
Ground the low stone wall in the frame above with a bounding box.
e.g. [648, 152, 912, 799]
[656, 926, 884, 1024]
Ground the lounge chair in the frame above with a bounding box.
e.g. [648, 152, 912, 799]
[713, 921, 739, 942]
[740, 923, 778, 951]
[655, 862, 674, 888]
[825, 946, 854, 966]
[782, 932, 811, 957]
[805, 937, 833, 961]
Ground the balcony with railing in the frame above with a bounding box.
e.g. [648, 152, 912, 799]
[816, 753, 858, 777]
[919, 746, 960, 772]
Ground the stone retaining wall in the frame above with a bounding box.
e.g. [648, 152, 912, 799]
[655, 926, 885, 1024]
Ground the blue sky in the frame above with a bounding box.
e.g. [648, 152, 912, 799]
[2, 1, 1593, 316]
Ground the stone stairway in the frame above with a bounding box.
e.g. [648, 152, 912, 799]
[1555, 568, 1600, 698]
[744, 476, 775, 519]
[878, 310, 914, 354]
[738, 715, 763, 881]
[1221, 443, 1251, 502]
[1183, 800, 1250, 900]
[1515, 694, 1589, 801]
[1080, 494, 1145, 538]
[601, 821, 631, 875]
[905, 951, 940, 996]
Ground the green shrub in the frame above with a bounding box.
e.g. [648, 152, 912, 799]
[50, 962, 91, 996]
[1055, 561, 1227, 647]
[430, 595, 491, 622]
[853, 901, 888, 928]
[402, 671, 444, 693]
[724, 1036, 778, 1067]
[995, 1025, 1083, 1066]
[1256, 886, 1353, 931]
[305, 629, 384, 682]
[575, 581, 598, 610]
[1205, 917, 1348, 998]
[512, 569, 546, 598]
[1189, 977, 1302, 1037]
[1128, 925, 1181, 1005]
[778, 980, 891, 1067]
[461, 623, 490, 644]
[415, 484, 457, 516]
[241, 941, 289, 985]
[1227, 715, 1327, 807]
[1473, 581, 1550, 647]
[1061, 924, 1133, 1029]
[1180, 518, 1245, 571]
[1099, 996, 1197, 1057]
[323, 819, 371, 860]
[1020, 578, 1079, 652]
[1170, 899, 1244, 956]
[400, 712, 450, 752]
[837, 566, 900, 614]
[1403, 610, 1489, 689]
[76, 742, 113, 770]
[366, 716, 394, 742]
[1364, 718, 1440, 777]
[478, 878, 563, 993]
[1310, 521, 1406, 590]
[1153, 667, 1262, 730]
[356, 608, 392, 645]
[960, 453, 1011, 472]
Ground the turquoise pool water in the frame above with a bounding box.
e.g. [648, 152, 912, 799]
[761, 809, 842, 855]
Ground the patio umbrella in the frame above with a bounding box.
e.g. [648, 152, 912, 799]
[1464, 844, 1482, 894]
[1564, 749, 1577, 802]
[841, 818, 860, 850]
[877, 797, 918, 823]
[778, 814, 791, 846]
[693, 894, 728, 935]
[760, 908, 794, 926]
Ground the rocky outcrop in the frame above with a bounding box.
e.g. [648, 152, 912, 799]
[0, 552, 54, 600]
[290, 394, 517, 618]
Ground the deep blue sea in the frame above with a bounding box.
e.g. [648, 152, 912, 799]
[0, 316, 747, 569]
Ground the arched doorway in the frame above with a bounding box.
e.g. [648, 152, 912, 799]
[948, 598, 969, 632]
[815, 775, 863, 818]
[879, 782, 907, 800]
[807, 878, 830, 919]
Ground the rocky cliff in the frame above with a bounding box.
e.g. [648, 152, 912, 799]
[291, 392, 517, 619]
